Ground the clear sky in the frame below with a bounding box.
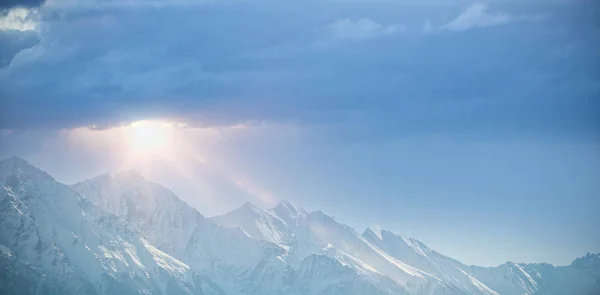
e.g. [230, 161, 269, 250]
[0, 0, 599, 267]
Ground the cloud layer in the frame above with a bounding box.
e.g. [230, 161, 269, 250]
[0, 1, 597, 141]
[442, 3, 511, 31]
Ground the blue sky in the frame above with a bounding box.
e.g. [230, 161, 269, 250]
[0, 0, 598, 266]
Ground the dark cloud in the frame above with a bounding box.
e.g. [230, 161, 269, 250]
[0, 0, 45, 10]
[0, 1, 598, 141]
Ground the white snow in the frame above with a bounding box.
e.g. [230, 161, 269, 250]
[456, 267, 500, 295]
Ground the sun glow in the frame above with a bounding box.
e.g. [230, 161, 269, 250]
[126, 120, 173, 155]
[65, 119, 278, 208]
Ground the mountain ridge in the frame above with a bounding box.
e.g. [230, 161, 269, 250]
[2, 157, 599, 295]
[72, 164, 408, 295]
[211, 190, 600, 295]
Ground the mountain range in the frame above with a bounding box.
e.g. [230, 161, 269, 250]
[1, 156, 598, 295]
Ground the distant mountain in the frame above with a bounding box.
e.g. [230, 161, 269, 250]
[212, 199, 600, 295]
[0, 157, 225, 295]
[2, 157, 598, 295]
[363, 227, 600, 295]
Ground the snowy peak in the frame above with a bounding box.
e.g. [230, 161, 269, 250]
[273, 200, 308, 221]
[0, 156, 32, 169]
[212, 200, 316, 250]
[365, 225, 385, 241]
[212, 201, 296, 249]
[571, 253, 600, 270]
[279, 199, 307, 213]
[114, 169, 145, 182]
[224, 201, 268, 221]
[73, 171, 204, 223]
[0, 157, 53, 184]
[241, 201, 264, 214]
[572, 253, 600, 264]
[363, 227, 444, 260]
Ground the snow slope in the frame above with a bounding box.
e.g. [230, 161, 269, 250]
[0, 157, 225, 295]
[363, 226, 600, 295]
[363, 227, 498, 294]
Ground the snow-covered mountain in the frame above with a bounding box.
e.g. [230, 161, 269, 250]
[363, 227, 600, 295]
[215, 201, 468, 294]
[2, 157, 598, 295]
[0, 157, 225, 295]
[72, 169, 411, 295]
[468, 256, 600, 295]
[212, 200, 600, 295]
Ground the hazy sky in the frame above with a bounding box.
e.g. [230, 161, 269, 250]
[1, 0, 599, 266]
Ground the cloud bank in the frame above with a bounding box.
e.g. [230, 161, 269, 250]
[442, 3, 511, 31]
[0, 0, 597, 141]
